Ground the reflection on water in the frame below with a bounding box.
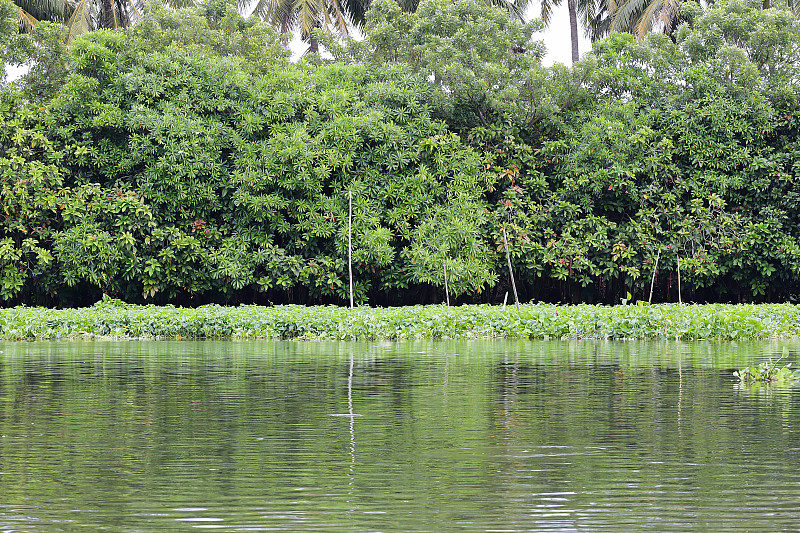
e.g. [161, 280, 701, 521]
[0, 339, 799, 531]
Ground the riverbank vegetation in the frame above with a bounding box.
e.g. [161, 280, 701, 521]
[2, 0, 800, 308]
[2, 299, 800, 340]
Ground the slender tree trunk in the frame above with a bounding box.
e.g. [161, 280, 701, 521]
[648, 249, 661, 304]
[503, 228, 520, 311]
[676, 252, 682, 305]
[309, 35, 319, 54]
[443, 259, 450, 306]
[348, 190, 354, 310]
[567, 0, 579, 64]
[102, 0, 113, 28]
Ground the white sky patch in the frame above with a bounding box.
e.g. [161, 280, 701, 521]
[535, 4, 591, 66]
[3, 63, 30, 82]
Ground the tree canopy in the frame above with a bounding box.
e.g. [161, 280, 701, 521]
[1, 0, 800, 307]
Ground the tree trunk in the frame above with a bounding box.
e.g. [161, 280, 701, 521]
[102, 0, 114, 28]
[567, 0, 579, 64]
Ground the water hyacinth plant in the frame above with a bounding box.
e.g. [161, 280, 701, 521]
[2, 298, 800, 341]
[734, 357, 800, 384]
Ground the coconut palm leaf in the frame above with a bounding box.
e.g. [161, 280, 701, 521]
[12, 0, 145, 40]
[65, 0, 91, 40]
[609, 0, 685, 38]
[14, 0, 69, 22]
[338, 0, 366, 25]
[329, 0, 351, 32]
[16, 6, 39, 31]
[294, 0, 319, 36]
[584, 3, 610, 41]
[577, 0, 609, 40]
[488, 0, 528, 20]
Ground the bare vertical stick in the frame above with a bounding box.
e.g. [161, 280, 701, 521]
[503, 291, 508, 310]
[348, 190, 354, 310]
[648, 248, 661, 304]
[676, 251, 682, 306]
[443, 258, 450, 306]
[503, 227, 520, 311]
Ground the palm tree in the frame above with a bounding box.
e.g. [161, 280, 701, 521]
[605, 0, 684, 39]
[12, 0, 199, 41]
[12, 0, 146, 40]
[539, 0, 602, 63]
[603, 0, 800, 41]
[249, 0, 369, 53]
[252, 0, 533, 55]
[13, 0, 69, 32]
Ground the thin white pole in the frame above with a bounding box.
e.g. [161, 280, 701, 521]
[648, 248, 661, 304]
[443, 258, 450, 306]
[503, 227, 520, 311]
[676, 251, 682, 306]
[348, 352, 355, 467]
[348, 190, 354, 310]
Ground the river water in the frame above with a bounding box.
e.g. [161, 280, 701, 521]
[0, 339, 798, 531]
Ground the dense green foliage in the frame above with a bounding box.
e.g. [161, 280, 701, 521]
[2, 0, 800, 307]
[3, 299, 800, 340]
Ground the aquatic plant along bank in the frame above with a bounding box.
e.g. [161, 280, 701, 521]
[2, 300, 799, 341]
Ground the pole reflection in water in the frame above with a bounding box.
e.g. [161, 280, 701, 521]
[348, 352, 356, 489]
[329, 352, 359, 496]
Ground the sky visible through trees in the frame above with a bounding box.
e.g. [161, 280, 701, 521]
[3, 1, 587, 75]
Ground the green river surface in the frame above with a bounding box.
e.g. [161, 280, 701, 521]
[0, 339, 799, 532]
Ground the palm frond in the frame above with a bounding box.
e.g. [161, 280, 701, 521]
[635, 0, 663, 39]
[585, 4, 611, 41]
[610, 0, 647, 33]
[578, 0, 597, 27]
[294, 0, 320, 37]
[488, 0, 526, 20]
[659, 0, 682, 34]
[16, 6, 39, 31]
[65, 0, 92, 41]
[327, 0, 349, 33]
[611, 0, 687, 39]
[251, 0, 293, 28]
[506, 0, 537, 20]
[320, 0, 334, 29]
[111, 0, 121, 27]
[539, 0, 559, 24]
[124, 0, 142, 21]
[14, 0, 70, 22]
[338, 0, 366, 27]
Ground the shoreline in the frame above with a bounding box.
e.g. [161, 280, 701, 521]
[1, 301, 798, 341]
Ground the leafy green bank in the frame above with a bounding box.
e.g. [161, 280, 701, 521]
[2, 299, 799, 340]
[2, 0, 800, 307]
